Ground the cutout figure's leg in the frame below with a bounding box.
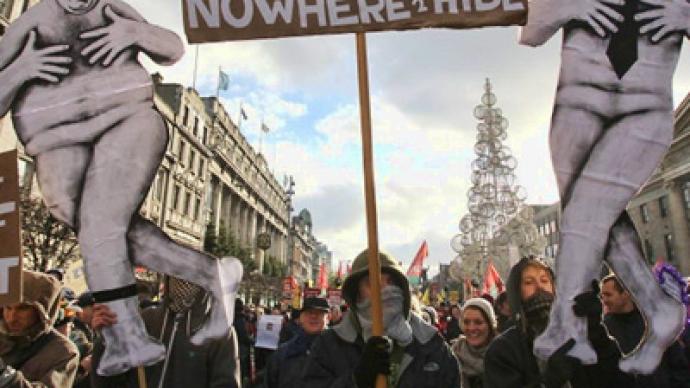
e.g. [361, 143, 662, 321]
[34, 146, 91, 228]
[534, 106, 605, 364]
[127, 217, 242, 345]
[79, 111, 168, 376]
[607, 214, 685, 374]
[535, 110, 674, 363]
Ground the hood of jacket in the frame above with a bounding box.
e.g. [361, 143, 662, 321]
[0, 271, 62, 347]
[505, 257, 555, 334]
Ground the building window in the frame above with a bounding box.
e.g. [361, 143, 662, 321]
[659, 196, 669, 218]
[183, 106, 189, 127]
[640, 204, 650, 223]
[0, 0, 13, 19]
[193, 117, 199, 136]
[155, 171, 165, 201]
[683, 182, 690, 218]
[179, 141, 187, 165]
[172, 185, 181, 211]
[195, 198, 201, 221]
[183, 192, 191, 216]
[664, 234, 675, 263]
[202, 126, 208, 145]
[189, 150, 196, 171]
[197, 159, 205, 177]
[644, 239, 654, 264]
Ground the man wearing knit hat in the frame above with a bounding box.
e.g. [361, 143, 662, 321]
[0, 270, 79, 387]
[303, 250, 460, 388]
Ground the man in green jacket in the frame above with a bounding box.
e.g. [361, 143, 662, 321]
[303, 250, 460, 388]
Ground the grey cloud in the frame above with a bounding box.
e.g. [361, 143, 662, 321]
[293, 184, 364, 235]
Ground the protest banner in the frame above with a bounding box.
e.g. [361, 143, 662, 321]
[183, 0, 527, 42]
[0, 150, 22, 306]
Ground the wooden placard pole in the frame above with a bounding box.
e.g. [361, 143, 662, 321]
[355, 32, 386, 388]
[137, 367, 147, 388]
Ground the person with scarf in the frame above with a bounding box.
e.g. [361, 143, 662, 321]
[90, 275, 240, 388]
[484, 257, 619, 388]
[0, 271, 79, 388]
[452, 298, 497, 388]
[303, 250, 460, 388]
[265, 297, 329, 388]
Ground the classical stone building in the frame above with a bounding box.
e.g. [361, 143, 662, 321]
[532, 203, 561, 260]
[530, 94, 690, 275]
[201, 93, 291, 271]
[290, 209, 316, 283]
[628, 94, 690, 274]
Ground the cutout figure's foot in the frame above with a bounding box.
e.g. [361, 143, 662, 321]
[191, 257, 243, 345]
[618, 293, 685, 374]
[96, 298, 165, 376]
[534, 297, 598, 365]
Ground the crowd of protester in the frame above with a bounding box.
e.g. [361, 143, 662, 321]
[1, 251, 690, 387]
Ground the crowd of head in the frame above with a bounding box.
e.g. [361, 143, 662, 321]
[1, 252, 690, 388]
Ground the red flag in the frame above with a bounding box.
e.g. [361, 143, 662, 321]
[481, 260, 505, 298]
[406, 241, 429, 286]
[318, 263, 329, 290]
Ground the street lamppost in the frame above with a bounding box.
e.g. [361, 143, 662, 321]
[284, 175, 295, 279]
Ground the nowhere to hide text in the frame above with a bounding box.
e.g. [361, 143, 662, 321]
[183, 0, 527, 42]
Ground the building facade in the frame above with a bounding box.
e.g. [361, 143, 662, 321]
[628, 94, 690, 274]
[530, 94, 690, 275]
[202, 95, 291, 272]
[532, 203, 561, 260]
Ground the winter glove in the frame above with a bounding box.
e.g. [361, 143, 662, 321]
[354, 336, 392, 388]
[572, 280, 602, 323]
[572, 280, 612, 351]
[542, 339, 581, 388]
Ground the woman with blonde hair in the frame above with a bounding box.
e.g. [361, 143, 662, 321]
[451, 298, 497, 388]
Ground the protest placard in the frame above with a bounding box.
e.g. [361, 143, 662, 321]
[0, 150, 22, 306]
[255, 314, 284, 350]
[183, 0, 527, 42]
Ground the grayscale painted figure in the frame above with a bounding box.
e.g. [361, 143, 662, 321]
[520, 0, 689, 375]
[0, 0, 242, 376]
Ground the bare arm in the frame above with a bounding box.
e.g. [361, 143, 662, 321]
[79, 1, 184, 67]
[520, 0, 624, 47]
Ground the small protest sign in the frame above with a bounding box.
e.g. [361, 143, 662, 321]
[0, 150, 22, 306]
[255, 314, 284, 350]
[327, 288, 342, 306]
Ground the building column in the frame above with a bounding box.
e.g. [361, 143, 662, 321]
[238, 202, 247, 245]
[666, 180, 690, 274]
[213, 182, 222, 233]
[248, 208, 258, 257]
[230, 194, 240, 239]
[255, 215, 265, 272]
[223, 188, 233, 234]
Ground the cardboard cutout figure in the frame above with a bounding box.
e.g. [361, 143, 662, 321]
[520, 0, 688, 374]
[0, 0, 242, 376]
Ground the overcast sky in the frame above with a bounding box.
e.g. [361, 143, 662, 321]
[132, 1, 690, 276]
